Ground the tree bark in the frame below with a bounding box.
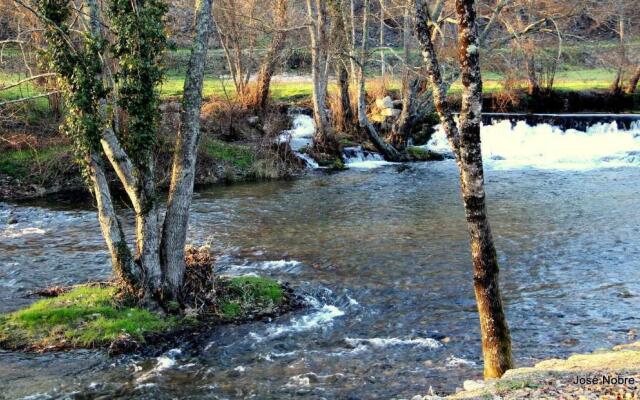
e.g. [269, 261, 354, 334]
[626, 65, 640, 94]
[356, 0, 402, 161]
[251, 0, 287, 111]
[87, 152, 140, 292]
[329, 0, 354, 134]
[161, 0, 214, 300]
[390, 2, 416, 150]
[415, 0, 513, 379]
[307, 0, 339, 154]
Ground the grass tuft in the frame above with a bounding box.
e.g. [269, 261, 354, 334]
[0, 286, 175, 349]
[217, 276, 285, 320]
[200, 139, 255, 170]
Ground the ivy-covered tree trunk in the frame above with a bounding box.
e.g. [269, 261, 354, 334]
[161, 0, 214, 300]
[415, 0, 513, 379]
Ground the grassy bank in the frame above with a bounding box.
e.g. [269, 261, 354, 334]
[0, 276, 288, 352]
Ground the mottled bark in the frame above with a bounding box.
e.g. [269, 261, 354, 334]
[87, 152, 140, 291]
[161, 0, 213, 300]
[251, 0, 287, 111]
[87, 0, 144, 293]
[415, 0, 513, 379]
[626, 66, 640, 94]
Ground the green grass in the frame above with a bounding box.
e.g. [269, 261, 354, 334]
[0, 145, 71, 178]
[407, 146, 445, 161]
[200, 139, 255, 169]
[0, 72, 53, 115]
[0, 286, 176, 349]
[217, 276, 285, 320]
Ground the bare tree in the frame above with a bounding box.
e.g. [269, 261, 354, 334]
[415, 0, 513, 379]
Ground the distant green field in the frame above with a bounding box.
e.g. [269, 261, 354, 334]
[0, 67, 625, 109]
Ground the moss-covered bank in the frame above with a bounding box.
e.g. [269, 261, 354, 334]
[413, 342, 640, 399]
[0, 276, 293, 353]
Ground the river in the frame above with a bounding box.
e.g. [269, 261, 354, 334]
[1, 117, 639, 399]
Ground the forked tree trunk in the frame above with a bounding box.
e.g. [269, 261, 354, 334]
[626, 66, 640, 94]
[356, 0, 402, 161]
[307, 0, 339, 154]
[329, 0, 354, 134]
[415, 0, 513, 379]
[390, 2, 414, 150]
[161, 0, 214, 300]
[252, 0, 287, 111]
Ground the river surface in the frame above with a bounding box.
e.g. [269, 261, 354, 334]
[1, 119, 640, 399]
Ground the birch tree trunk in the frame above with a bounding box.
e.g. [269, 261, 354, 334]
[161, 0, 214, 300]
[415, 0, 513, 379]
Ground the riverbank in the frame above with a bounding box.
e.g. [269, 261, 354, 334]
[0, 103, 304, 201]
[413, 342, 640, 399]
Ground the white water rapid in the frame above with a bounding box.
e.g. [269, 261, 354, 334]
[426, 119, 640, 170]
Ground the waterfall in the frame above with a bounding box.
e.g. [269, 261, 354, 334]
[426, 120, 640, 170]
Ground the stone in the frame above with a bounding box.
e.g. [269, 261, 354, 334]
[375, 96, 394, 110]
[381, 108, 400, 117]
[463, 379, 486, 391]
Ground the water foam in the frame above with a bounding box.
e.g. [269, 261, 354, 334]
[426, 119, 640, 170]
[249, 301, 345, 342]
[344, 337, 442, 349]
[343, 146, 393, 169]
[279, 114, 319, 169]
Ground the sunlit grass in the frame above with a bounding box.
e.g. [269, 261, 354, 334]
[0, 286, 176, 349]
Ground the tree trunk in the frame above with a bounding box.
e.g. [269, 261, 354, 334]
[329, 0, 354, 134]
[356, 0, 402, 161]
[161, 0, 214, 300]
[626, 65, 640, 94]
[307, 0, 339, 155]
[390, 3, 416, 151]
[525, 51, 539, 96]
[390, 77, 418, 149]
[335, 61, 354, 133]
[415, 0, 513, 379]
[610, 14, 625, 95]
[251, 0, 287, 111]
[88, 152, 140, 292]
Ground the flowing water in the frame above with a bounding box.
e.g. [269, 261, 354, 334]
[1, 118, 640, 399]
